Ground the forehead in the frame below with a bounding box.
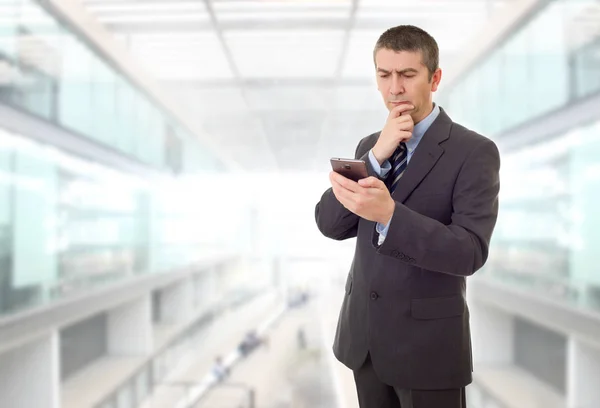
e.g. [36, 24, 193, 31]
[375, 48, 425, 69]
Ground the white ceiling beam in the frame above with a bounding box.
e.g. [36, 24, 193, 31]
[334, 0, 360, 77]
[199, 0, 279, 169]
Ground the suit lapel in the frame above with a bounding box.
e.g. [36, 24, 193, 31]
[392, 108, 453, 203]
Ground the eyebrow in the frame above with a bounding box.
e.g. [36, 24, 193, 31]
[377, 68, 419, 75]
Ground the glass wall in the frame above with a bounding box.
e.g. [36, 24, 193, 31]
[0, 0, 223, 173]
[437, 0, 600, 315]
[0, 126, 231, 317]
[483, 119, 600, 312]
[440, 0, 600, 137]
[436, 0, 600, 315]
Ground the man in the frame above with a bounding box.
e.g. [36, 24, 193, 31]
[314, 25, 500, 408]
[212, 356, 229, 382]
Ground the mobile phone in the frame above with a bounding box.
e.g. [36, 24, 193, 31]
[330, 158, 368, 182]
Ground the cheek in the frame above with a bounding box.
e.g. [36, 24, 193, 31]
[414, 83, 430, 98]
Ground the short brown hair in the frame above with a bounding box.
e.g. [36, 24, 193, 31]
[373, 25, 439, 81]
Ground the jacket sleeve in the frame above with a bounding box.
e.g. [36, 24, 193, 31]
[314, 140, 366, 240]
[374, 138, 500, 276]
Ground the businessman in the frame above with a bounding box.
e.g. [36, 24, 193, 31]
[315, 25, 500, 408]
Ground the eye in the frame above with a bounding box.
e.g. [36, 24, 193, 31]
[379, 74, 390, 78]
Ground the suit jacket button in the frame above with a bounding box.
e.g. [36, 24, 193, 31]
[370, 291, 379, 300]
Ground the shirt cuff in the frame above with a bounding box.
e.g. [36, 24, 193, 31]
[376, 218, 392, 245]
[368, 150, 391, 178]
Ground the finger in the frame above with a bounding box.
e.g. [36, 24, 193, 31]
[358, 176, 384, 189]
[394, 114, 414, 123]
[330, 170, 351, 185]
[331, 172, 364, 194]
[329, 171, 339, 185]
[332, 183, 357, 207]
[394, 115, 414, 127]
[394, 131, 413, 140]
[331, 176, 356, 197]
[330, 171, 356, 191]
[396, 121, 414, 132]
[388, 103, 415, 119]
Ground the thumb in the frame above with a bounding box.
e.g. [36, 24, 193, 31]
[358, 176, 383, 188]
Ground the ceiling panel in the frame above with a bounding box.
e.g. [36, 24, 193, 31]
[224, 30, 345, 78]
[244, 85, 331, 111]
[87, 0, 209, 24]
[80, 0, 516, 171]
[127, 33, 234, 80]
[165, 85, 249, 116]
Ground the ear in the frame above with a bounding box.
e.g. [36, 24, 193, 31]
[431, 68, 442, 92]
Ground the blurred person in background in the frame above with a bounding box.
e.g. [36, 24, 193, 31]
[212, 355, 229, 382]
[315, 25, 500, 408]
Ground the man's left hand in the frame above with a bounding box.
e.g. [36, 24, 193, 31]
[329, 172, 395, 225]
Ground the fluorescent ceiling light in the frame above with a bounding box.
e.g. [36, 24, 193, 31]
[226, 29, 344, 38]
[128, 32, 214, 41]
[129, 32, 222, 50]
[97, 13, 210, 23]
[356, 9, 485, 20]
[359, 0, 489, 8]
[86, 2, 205, 13]
[214, 1, 351, 12]
[217, 11, 350, 21]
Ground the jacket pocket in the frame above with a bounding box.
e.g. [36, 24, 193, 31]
[411, 295, 464, 319]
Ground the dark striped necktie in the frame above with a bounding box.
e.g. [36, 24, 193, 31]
[388, 142, 408, 194]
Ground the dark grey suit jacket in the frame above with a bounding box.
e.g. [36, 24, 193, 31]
[315, 107, 500, 390]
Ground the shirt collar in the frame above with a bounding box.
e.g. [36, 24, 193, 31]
[406, 103, 440, 152]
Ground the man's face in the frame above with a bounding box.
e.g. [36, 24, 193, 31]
[375, 48, 441, 123]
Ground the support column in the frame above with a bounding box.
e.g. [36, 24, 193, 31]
[193, 271, 212, 311]
[470, 298, 515, 365]
[107, 295, 153, 355]
[0, 332, 60, 408]
[207, 265, 218, 305]
[567, 337, 600, 408]
[159, 278, 193, 323]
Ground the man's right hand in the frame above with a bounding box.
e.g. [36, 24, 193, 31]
[371, 103, 414, 165]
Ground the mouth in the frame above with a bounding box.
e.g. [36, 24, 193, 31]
[390, 101, 412, 107]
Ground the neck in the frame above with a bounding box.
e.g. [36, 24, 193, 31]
[413, 102, 434, 124]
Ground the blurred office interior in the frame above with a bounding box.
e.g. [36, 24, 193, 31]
[0, 0, 600, 407]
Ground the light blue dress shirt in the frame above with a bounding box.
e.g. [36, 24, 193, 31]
[368, 103, 440, 244]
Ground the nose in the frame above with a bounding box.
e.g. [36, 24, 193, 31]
[390, 74, 404, 95]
